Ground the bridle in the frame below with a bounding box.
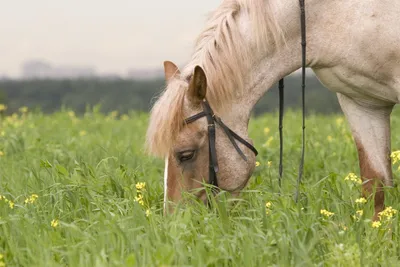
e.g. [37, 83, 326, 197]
[184, 99, 258, 189]
[182, 0, 306, 200]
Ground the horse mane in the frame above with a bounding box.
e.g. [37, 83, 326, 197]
[146, 0, 285, 157]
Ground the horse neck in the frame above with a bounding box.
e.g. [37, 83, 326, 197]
[225, 0, 310, 126]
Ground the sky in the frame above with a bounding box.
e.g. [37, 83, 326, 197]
[0, 1, 221, 77]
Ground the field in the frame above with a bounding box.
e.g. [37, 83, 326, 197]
[0, 106, 399, 266]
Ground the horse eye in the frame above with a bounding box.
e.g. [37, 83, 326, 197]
[177, 150, 195, 162]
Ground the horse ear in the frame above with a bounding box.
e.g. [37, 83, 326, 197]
[163, 61, 180, 81]
[188, 66, 207, 105]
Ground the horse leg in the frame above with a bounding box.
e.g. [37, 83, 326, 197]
[337, 93, 394, 220]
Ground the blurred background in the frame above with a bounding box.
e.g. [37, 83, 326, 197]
[0, 0, 340, 115]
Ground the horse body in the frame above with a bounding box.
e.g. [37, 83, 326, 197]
[310, 0, 400, 104]
[146, 0, 399, 217]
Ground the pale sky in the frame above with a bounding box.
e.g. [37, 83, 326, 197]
[0, 1, 221, 77]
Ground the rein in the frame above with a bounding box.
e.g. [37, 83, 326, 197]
[279, 0, 306, 202]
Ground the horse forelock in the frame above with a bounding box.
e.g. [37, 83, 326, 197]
[146, 79, 187, 157]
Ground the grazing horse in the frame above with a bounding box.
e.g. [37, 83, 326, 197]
[146, 0, 400, 218]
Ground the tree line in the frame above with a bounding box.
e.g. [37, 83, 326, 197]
[0, 74, 341, 116]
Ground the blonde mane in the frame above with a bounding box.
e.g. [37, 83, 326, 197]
[146, 0, 284, 157]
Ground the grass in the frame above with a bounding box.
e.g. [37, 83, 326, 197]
[0, 106, 399, 266]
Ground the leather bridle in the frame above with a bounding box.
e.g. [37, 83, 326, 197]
[184, 99, 258, 189]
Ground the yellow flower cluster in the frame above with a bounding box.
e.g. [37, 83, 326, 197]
[256, 161, 272, 167]
[370, 206, 398, 229]
[0, 253, 4, 267]
[355, 197, 367, 204]
[136, 182, 146, 191]
[0, 195, 14, 209]
[135, 195, 144, 206]
[0, 151, 4, 157]
[1, 112, 25, 128]
[352, 209, 364, 221]
[378, 206, 397, 221]
[320, 209, 334, 217]
[372, 221, 381, 228]
[344, 173, 362, 184]
[0, 104, 7, 112]
[134, 182, 146, 206]
[145, 209, 151, 217]
[24, 194, 39, 204]
[265, 201, 272, 215]
[51, 219, 59, 228]
[391, 151, 400, 170]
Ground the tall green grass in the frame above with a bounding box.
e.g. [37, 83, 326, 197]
[0, 106, 399, 266]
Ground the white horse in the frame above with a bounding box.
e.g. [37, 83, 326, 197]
[146, 0, 400, 219]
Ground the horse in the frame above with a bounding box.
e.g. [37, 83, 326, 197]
[146, 0, 400, 219]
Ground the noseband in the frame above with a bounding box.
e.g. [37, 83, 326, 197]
[184, 99, 258, 189]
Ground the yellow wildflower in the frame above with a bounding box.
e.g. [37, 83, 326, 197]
[51, 219, 59, 228]
[327, 135, 333, 142]
[79, 130, 87, 136]
[121, 114, 129, 121]
[320, 209, 334, 217]
[344, 173, 362, 184]
[135, 182, 146, 191]
[135, 195, 144, 206]
[356, 210, 363, 216]
[145, 209, 151, 217]
[8, 201, 14, 209]
[378, 206, 397, 221]
[0, 253, 3, 259]
[255, 161, 260, 167]
[372, 221, 381, 228]
[264, 127, 270, 134]
[0, 261, 5, 267]
[0, 104, 7, 111]
[0, 131, 4, 136]
[264, 201, 273, 215]
[267, 161, 272, 167]
[0, 195, 4, 200]
[68, 111, 75, 118]
[355, 197, 367, 204]
[19, 106, 28, 113]
[24, 194, 39, 204]
[391, 151, 400, 165]
[0, 151, 4, 157]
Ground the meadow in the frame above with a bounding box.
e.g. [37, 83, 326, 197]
[0, 105, 399, 266]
